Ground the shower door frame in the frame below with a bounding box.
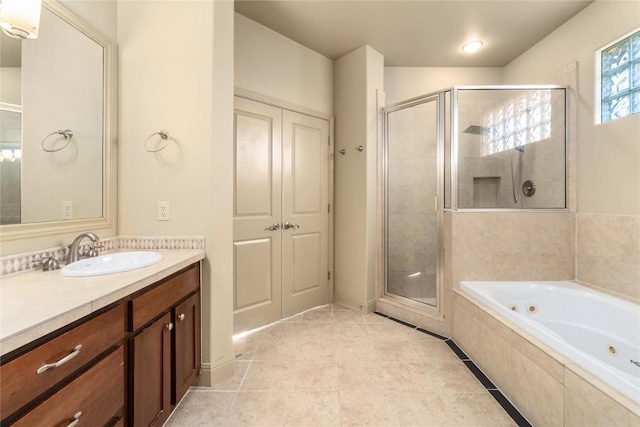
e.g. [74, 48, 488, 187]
[382, 91, 446, 316]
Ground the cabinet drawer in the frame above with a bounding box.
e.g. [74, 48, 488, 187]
[130, 264, 199, 331]
[13, 346, 125, 427]
[1, 304, 125, 419]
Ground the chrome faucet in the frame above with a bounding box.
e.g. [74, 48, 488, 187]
[66, 232, 100, 264]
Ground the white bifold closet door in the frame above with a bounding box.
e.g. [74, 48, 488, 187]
[233, 97, 329, 334]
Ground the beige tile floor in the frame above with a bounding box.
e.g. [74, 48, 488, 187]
[165, 305, 516, 427]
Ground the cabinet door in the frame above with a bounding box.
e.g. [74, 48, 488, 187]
[173, 292, 201, 404]
[132, 312, 172, 427]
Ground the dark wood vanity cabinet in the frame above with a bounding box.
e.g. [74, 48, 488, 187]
[0, 305, 126, 427]
[129, 263, 201, 427]
[0, 261, 202, 427]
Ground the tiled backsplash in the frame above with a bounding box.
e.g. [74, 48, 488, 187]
[0, 236, 205, 277]
[577, 213, 640, 301]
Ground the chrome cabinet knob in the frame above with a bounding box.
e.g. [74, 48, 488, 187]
[178, 313, 186, 321]
[283, 222, 300, 230]
[165, 322, 174, 331]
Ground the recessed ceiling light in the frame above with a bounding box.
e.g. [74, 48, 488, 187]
[463, 40, 483, 53]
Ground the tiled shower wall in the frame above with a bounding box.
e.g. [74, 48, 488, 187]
[577, 213, 640, 301]
[457, 90, 567, 209]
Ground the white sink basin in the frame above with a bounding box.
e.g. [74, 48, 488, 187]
[61, 251, 163, 277]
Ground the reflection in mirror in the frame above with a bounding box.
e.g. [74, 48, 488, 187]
[0, 104, 22, 224]
[0, 3, 104, 225]
[456, 88, 567, 209]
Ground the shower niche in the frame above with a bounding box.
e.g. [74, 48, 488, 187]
[384, 86, 567, 310]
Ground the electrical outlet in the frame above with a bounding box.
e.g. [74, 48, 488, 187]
[158, 201, 170, 221]
[62, 201, 73, 220]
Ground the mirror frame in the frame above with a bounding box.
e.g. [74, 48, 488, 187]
[0, 0, 117, 242]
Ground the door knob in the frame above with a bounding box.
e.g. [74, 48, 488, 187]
[283, 222, 300, 230]
[265, 223, 281, 231]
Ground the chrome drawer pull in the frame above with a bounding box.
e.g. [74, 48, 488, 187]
[178, 313, 186, 321]
[36, 345, 82, 374]
[66, 411, 82, 427]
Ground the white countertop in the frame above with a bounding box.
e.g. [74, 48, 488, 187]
[0, 249, 205, 356]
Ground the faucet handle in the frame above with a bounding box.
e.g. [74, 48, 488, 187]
[41, 255, 60, 271]
[87, 243, 104, 258]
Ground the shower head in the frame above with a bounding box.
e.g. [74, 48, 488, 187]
[514, 145, 525, 153]
[462, 125, 490, 136]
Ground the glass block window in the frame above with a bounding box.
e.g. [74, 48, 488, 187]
[601, 29, 640, 122]
[482, 90, 552, 155]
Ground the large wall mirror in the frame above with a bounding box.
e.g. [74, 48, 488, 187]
[0, 1, 116, 241]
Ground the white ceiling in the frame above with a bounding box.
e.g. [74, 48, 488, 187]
[234, 0, 594, 67]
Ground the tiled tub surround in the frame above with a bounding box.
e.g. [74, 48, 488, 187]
[437, 211, 576, 328]
[0, 248, 205, 356]
[577, 213, 640, 302]
[0, 236, 205, 276]
[453, 289, 640, 427]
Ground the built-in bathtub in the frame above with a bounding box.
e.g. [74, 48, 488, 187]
[456, 280, 640, 426]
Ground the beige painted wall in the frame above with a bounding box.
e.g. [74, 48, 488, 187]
[384, 67, 503, 105]
[503, 0, 640, 216]
[117, 0, 235, 384]
[234, 13, 334, 116]
[0, 68, 21, 105]
[334, 46, 383, 312]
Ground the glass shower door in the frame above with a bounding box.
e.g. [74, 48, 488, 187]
[385, 96, 440, 307]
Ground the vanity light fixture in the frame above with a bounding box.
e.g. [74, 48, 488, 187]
[0, 0, 42, 40]
[463, 40, 483, 53]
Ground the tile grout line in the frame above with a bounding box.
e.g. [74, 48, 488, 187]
[377, 312, 532, 427]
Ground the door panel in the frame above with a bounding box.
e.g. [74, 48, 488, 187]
[292, 232, 321, 294]
[292, 125, 322, 213]
[233, 98, 282, 333]
[282, 111, 329, 317]
[235, 113, 274, 216]
[234, 238, 274, 309]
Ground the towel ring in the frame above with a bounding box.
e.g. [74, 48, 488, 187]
[41, 130, 73, 152]
[145, 130, 170, 153]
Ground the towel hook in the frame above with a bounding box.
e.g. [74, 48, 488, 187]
[145, 130, 170, 153]
[41, 130, 73, 152]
